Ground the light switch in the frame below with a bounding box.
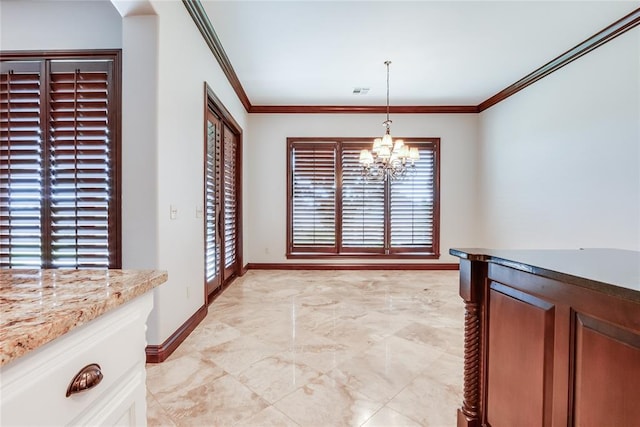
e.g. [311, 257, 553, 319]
[170, 204, 178, 220]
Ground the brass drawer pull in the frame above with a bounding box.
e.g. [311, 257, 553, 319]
[66, 364, 103, 397]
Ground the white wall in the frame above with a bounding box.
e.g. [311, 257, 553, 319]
[148, 0, 249, 344]
[120, 13, 162, 347]
[0, 0, 122, 49]
[121, 14, 159, 271]
[247, 113, 481, 264]
[477, 27, 640, 250]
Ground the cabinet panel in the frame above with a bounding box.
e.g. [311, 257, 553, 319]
[1, 294, 151, 426]
[573, 314, 640, 426]
[486, 283, 555, 427]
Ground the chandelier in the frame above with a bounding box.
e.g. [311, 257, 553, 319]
[359, 60, 419, 181]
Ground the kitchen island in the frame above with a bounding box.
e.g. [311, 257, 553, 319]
[450, 249, 639, 427]
[0, 269, 167, 426]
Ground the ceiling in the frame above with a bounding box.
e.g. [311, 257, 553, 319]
[199, 1, 639, 107]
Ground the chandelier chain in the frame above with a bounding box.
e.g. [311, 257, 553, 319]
[385, 60, 391, 125]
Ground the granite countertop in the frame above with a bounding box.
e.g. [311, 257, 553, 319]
[450, 248, 640, 303]
[0, 269, 168, 367]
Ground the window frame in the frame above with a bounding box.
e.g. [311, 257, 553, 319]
[1, 49, 122, 269]
[286, 137, 440, 259]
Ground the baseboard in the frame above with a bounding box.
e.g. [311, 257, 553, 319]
[245, 263, 459, 271]
[145, 304, 208, 363]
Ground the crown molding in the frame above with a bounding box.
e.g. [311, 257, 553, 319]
[184, 1, 639, 115]
[478, 7, 640, 112]
[182, 0, 252, 111]
[249, 105, 479, 114]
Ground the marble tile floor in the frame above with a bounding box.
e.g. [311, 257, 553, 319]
[146, 270, 465, 427]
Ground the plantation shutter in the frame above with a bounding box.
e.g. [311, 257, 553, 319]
[205, 115, 221, 283]
[223, 125, 237, 270]
[2, 53, 120, 269]
[0, 62, 44, 268]
[290, 142, 337, 251]
[48, 61, 116, 268]
[287, 138, 439, 258]
[390, 144, 436, 252]
[340, 143, 384, 251]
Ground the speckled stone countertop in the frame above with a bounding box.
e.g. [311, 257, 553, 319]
[0, 269, 167, 366]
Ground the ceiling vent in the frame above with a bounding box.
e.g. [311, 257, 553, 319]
[352, 87, 370, 95]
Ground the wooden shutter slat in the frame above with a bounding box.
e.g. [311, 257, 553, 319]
[50, 101, 107, 110]
[1, 101, 40, 110]
[0, 72, 41, 82]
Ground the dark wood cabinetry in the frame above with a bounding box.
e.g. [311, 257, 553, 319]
[451, 249, 640, 427]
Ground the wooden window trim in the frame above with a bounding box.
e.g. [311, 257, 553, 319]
[286, 137, 440, 260]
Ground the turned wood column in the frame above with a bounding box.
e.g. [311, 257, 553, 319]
[457, 258, 485, 427]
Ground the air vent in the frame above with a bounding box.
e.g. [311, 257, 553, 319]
[352, 87, 370, 95]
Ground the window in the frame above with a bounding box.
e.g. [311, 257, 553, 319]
[1, 51, 121, 269]
[287, 137, 440, 258]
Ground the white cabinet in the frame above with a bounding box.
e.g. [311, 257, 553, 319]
[1, 293, 153, 426]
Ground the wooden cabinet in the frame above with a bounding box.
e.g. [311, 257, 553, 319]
[1, 293, 153, 426]
[451, 249, 640, 427]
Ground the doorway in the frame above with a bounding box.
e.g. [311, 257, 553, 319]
[204, 84, 242, 303]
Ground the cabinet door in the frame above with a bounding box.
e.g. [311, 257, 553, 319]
[573, 314, 640, 425]
[486, 282, 556, 427]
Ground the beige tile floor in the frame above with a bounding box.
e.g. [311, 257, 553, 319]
[146, 270, 464, 427]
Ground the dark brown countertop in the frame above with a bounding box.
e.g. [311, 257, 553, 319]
[450, 248, 640, 303]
